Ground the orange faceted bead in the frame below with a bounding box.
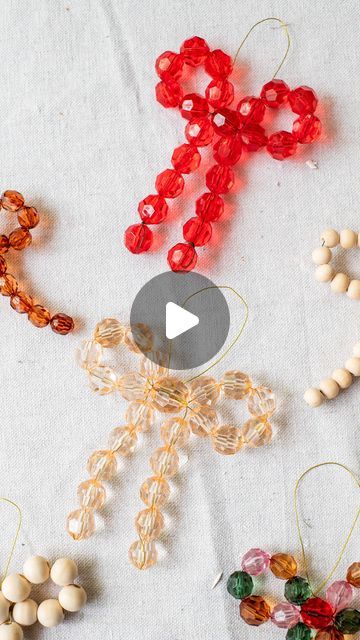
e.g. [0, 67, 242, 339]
[10, 291, 33, 314]
[17, 206, 40, 229]
[152, 377, 188, 412]
[87, 450, 117, 481]
[0, 274, 18, 296]
[189, 404, 218, 436]
[135, 507, 164, 541]
[270, 553, 297, 579]
[9, 227, 32, 250]
[242, 417, 272, 447]
[160, 417, 190, 447]
[77, 479, 106, 510]
[0, 256, 7, 276]
[0, 235, 9, 254]
[240, 596, 271, 626]
[1, 190, 24, 211]
[211, 425, 243, 455]
[28, 305, 51, 328]
[150, 445, 179, 477]
[50, 313, 74, 335]
[188, 376, 220, 405]
[108, 426, 137, 456]
[140, 476, 170, 507]
[128, 539, 158, 570]
[66, 507, 95, 541]
[346, 562, 360, 587]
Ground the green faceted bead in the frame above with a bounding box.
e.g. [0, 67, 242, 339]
[286, 623, 312, 640]
[335, 608, 360, 634]
[285, 576, 312, 605]
[226, 571, 253, 600]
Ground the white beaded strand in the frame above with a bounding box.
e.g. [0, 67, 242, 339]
[312, 228, 360, 299]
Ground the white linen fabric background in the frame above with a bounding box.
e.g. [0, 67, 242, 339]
[0, 0, 359, 638]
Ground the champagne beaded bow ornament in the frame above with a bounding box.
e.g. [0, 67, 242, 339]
[124, 19, 322, 273]
[226, 463, 360, 639]
[0, 190, 74, 335]
[67, 295, 278, 570]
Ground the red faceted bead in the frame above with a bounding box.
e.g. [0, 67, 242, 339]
[301, 598, 334, 630]
[196, 192, 224, 221]
[212, 108, 241, 137]
[261, 79, 290, 108]
[155, 169, 184, 198]
[171, 143, 201, 174]
[155, 51, 184, 81]
[167, 243, 197, 272]
[185, 117, 214, 147]
[183, 217, 212, 246]
[237, 96, 266, 123]
[289, 86, 318, 115]
[0, 256, 7, 276]
[180, 36, 209, 67]
[0, 235, 9, 254]
[206, 79, 234, 109]
[204, 49, 233, 79]
[213, 133, 242, 166]
[138, 195, 168, 224]
[180, 93, 209, 120]
[293, 114, 322, 144]
[156, 80, 183, 108]
[124, 223, 153, 254]
[241, 124, 268, 151]
[206, 164, 234, 194]
[267, 131, 298, 160]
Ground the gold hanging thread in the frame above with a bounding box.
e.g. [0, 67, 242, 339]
[233, 17, 291, 79]
[0, 497, 22, 586]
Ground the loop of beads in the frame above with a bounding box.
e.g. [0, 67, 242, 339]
[227, 550, 360, 639]
[0, 556, 86, 639]
[124, 36, 322, 273]
[312, 229, 360, 300]
[0, 190, 74, 335]
[67, 317, 277, 569]
[304, 341, 360, 408]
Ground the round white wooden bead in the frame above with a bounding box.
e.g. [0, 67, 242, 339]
[345, 357, 360, 376]
[37, 599, 64, 628]
[23, 556, 50, 585]
[50, 558, 78, 587]
[347, 279, 360, 300]
[304, 388, 324, 407]
[315, 264, 334, 282]
[0, 622, 23, 640]
[332, 368, 353, 389]
[321, 229, 339, 248]
[1, 575, 31, 603]
[319, 378, 340, 399]
[58, 585, 87, 612]
[312, 247, 332, 265]
[353, 342, 360, 357]
[12, 600, 38, 626]
[340, 228, 358, 249]
[330, 272, 350, 293]
[0, 594, 10, 625]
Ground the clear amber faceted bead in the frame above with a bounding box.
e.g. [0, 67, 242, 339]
[222, 370, 252, 399]
[124, 323, 153, 353]
[125, 401, 154, 432]
[135, 507, 164, 541]
[150, 445, 179, 477]
[88, 365, 118, 394]
[28, 305, 50, 328]
[139, 353, 168, 379]
[10, 291, 32, 314]
[140, 476, 170, 507]
[188, 376, 220, 406]
[242, 417, 273, 447]
[17, 206, 40, 229]
[160, 417, 190, 447]
[0, 235, 9, 254]
[87, 450, 117, 481]
[152, 377, 188, 412]
[76, 339, 103, 369]
[347, 562, 360, 587]
[189, 405, 218, 436]
[248, 387, 276, 417]
[50, 313, 74, 335]
[108, 426, 137, 456]
[128, 539, 158, 570]
[270, 553, 297, 580]
[77, 479, 106, 510]
[94, 318, 125, 347]
[211, 425, 243, 455]
[240, 595, 271, 626]
[1, 190, 24, 211]
[118, 372, 146, 401]
[66, 508, 95, 541]
[0, 274, 17, 296]
[9, 227, 32, 250]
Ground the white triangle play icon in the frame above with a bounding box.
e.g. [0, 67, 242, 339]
[166, 302, 199, 340]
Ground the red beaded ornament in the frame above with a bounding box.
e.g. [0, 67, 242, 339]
[0, 190, 74, 335]
[124, 35, 322, 272]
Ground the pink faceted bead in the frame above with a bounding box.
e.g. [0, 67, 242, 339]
[271, 603, 301, 629]
[326, 580, 353, 613]
[241, 548, 270, 576]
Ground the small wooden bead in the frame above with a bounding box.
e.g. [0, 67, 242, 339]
[23, 555, 50, 584]
[304, 388, 324, 407]
[321, 228, 339, 248]
[1, 574, 31, 603]
[58, 585, 87, 612]
[0, 622, 23, 640]
[312, 246, 332, 265]
[315, 264, 334, 282]
[37, 599, 64, 628]
[347, 279, 360, 300]
[345, 357, 360, 376]
[353, 342, 360, 357]
[50, 558, 78, 586]
[332, 368, 353, 389]
[12, 599, 38, 626]
[330, 272, 350, 293]
[0, 594, 10, 625]
[319, 378, 340, 399]
[340, 228, 357, 249]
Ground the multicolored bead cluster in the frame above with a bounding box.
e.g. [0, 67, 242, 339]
[124, 36, 322, 272]
[0, 190, 74, 335]
[227, 549, 360, 639]
[67, 318, 277, 569]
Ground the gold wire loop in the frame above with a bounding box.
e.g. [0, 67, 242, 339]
[233, 17, 291, 79]
[0, 498, 22, 586]
[294, 462, 360, 594]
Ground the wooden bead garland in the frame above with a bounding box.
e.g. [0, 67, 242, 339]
[312, 228, 360, 299]
[0, 556, 86, 638]
[304, 341, 360, 407]
[67, 317, 278, 569]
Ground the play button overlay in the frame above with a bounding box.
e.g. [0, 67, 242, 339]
[130, 271, 230, 370]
